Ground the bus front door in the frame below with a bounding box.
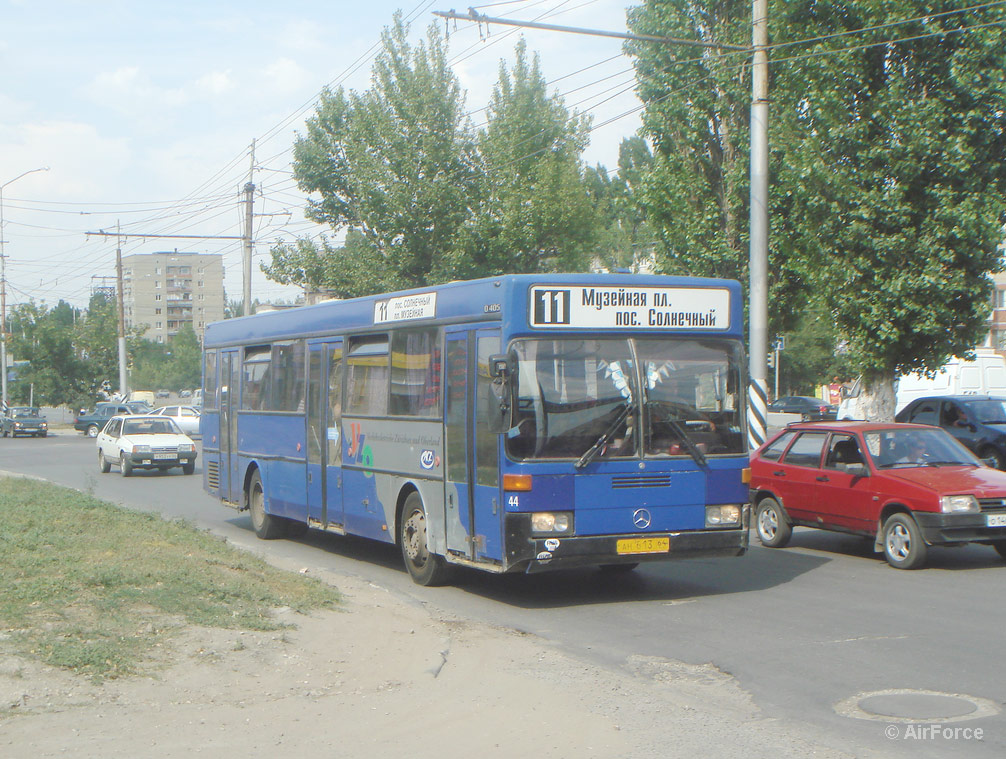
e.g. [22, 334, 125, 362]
[219, 349, 241, 503]
[443, 330, 502, 563]
[306, 341, 344, 530]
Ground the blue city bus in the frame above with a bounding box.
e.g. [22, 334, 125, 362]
[200, 274, 750, 585]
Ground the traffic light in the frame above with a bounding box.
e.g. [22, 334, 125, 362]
[767, 351, 775, 369]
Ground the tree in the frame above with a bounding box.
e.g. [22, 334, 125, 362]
[264, 230, 401, 300]
[626, 1, 808, 337]
[289, 12, 479, 289]
[5, 300, 90, 406]
[584, 136, 656, 272]
[454, 39, 596, 277]
[629, 1, 1006, 419]
[773, 0, 1006, 418]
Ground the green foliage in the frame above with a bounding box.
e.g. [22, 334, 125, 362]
[6, 300, 90, 406]
[292, 12, 479, 289]
[275, 19, 602, 296]
[0, 477, 339, 678]
[264, 230, 402, 300]
[629, 1, 1006, 410]
[129, 325, 202, 392]
[584, 136, 657, 272]
[773, 0, 1006, 382]
[775, 299, 857, 395]
[454, 39, 596, 277]
[626, 1, 808, 337]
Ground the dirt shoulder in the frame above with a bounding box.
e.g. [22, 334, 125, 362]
[0, 561, 858, 759]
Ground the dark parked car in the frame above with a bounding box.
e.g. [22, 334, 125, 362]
[750, 421, 1006, 569]
[896, 395, 1006, 470]
[74, 401, 150, 437]
[768, 395, 838, 420]
[1, 406, 48, 437]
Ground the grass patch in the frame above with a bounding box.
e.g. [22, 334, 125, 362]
[0, 476, 340, 679]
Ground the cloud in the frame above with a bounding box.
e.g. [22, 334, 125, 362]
[1, 120, 132, 200]
[196, 70, 234, 96]
[261, 58, 310, 96]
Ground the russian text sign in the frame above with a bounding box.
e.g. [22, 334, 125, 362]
[529, 285, 730, 330]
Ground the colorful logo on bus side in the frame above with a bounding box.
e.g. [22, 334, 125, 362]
[347, 422, 375, 478]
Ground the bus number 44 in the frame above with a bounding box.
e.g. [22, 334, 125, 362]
[508, 495, 520, 508]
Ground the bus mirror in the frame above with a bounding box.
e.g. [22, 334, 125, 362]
[487, 354, 514, 434]
[489, 354, 510, 379]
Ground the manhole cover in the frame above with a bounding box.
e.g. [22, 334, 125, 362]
[836, 689, 999, 723]
[859, 693, 977, 720]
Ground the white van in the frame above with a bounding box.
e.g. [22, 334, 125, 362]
[838, 350, 1006, 419]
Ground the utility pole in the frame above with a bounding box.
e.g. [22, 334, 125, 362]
[243, 139, 256, 318]
[1, 166, 50, 407]
[115, 221, 128, 397]
[433, 6, 770, 446]
[748, 0, 770, 448]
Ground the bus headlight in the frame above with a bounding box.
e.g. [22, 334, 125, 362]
[530, 512, 573, 535]
[706, 504, 742, 527]
[940, 495, 979, 514]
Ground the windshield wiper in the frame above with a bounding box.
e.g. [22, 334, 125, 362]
[648, 402, 708, 468]
[575, 401, 634, 470]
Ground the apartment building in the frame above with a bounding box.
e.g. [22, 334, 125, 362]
[121, 252, 224, 343]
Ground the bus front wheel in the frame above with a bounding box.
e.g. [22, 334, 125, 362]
[248, 471, 285, 540]
[399, 492, 450, 586]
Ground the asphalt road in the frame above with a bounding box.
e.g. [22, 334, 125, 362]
[3, 431, 1004, 758]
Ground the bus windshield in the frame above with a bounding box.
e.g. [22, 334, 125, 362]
[506, 337, 745, 461]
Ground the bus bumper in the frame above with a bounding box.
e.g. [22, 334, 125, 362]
[505, 513, 749, 573]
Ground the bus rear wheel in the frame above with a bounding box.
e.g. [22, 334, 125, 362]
[399, 492, 450, 586]
[248, 471, 285, 540]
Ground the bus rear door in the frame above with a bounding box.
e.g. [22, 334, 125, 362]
[306, 341, 344, 530]
[219, 349, 241, 503]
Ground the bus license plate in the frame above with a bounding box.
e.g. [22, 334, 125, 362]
[987, 514, 1006, 527]
[616, 537, 670, 555]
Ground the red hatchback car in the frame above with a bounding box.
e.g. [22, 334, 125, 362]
[750, 421, 1006, 569]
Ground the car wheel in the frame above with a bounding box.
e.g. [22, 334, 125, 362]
[991, 541, 1006, 561]
[399, 491, 450, 586]
[98, 450, 111, 474]
[755, 496, 792, 548]
[980, 447, 1006, 470]
[119, 453, 133, 477]
[248, 470, 285, 539]
[182, 461, 195, 475]
[882, 513, 927, 569]
[87, 424, 100, 438]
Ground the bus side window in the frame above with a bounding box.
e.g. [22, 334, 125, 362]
[346, 336, 390, 416]
[390, 328, 441, 417]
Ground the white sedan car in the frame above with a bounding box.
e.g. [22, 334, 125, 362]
[96, 415, 197, 476]
[149, 404, 201, 436]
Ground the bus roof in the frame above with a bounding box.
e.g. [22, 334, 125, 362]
[203, 273, 743, 348]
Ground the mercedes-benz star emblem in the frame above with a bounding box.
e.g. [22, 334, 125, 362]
[632, 509, 651, 529]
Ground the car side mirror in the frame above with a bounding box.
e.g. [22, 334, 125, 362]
[983, 456, 998, 469]
[846, 463, 869, 478]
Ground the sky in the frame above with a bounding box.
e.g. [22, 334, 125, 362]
[0, 0, 643, 312]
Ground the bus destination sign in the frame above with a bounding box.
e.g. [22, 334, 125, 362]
[374, 292, 437, 324]
[529, 285, 730, 330]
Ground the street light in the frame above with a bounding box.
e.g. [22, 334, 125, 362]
[1, 166, 50, 406]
